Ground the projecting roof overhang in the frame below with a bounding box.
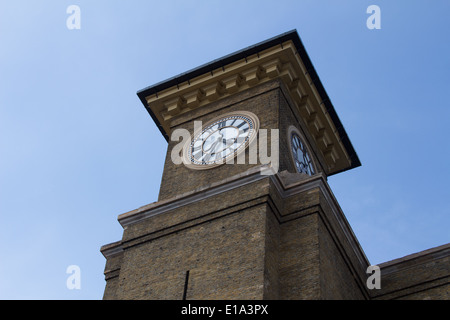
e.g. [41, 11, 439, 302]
[137, 30, 360, 175]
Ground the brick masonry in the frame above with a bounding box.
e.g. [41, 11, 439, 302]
[102, 171, 365, 299]
[101, 79, 449, 300]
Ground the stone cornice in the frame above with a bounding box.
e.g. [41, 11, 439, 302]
[117, 167, 369, 271]
[100, 240, 123, 258]
[137, 31, 360, 175]
[117, 165, 270, 228]
[378, 243, 450, 275]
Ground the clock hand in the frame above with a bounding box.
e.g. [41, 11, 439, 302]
[213, 134, 226, 153]
[205, 134, 223, 154]
[203, 132, 221, 152]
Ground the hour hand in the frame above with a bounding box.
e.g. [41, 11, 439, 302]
[212, 138, 225, 153]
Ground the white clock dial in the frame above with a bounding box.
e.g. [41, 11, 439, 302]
[183, 111, 259, 170]
[287, 126, 316, 176]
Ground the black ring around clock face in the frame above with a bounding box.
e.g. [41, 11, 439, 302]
[189, 115, 255, 165]
[291, 133, 315, 175]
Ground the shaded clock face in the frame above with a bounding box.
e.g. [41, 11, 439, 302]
[183, 112, 259, 169]
[291, 132, 315, 175]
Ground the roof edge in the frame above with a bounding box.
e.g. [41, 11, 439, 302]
[137, 30, 361, 172]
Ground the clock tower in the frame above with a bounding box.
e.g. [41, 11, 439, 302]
[100, 30, 449, 300]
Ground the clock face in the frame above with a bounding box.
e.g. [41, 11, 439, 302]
[291, 132, 315, 175]
[183, 111, 259, 169]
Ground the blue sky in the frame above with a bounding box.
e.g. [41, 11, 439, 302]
[0, 1, 448, 299]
